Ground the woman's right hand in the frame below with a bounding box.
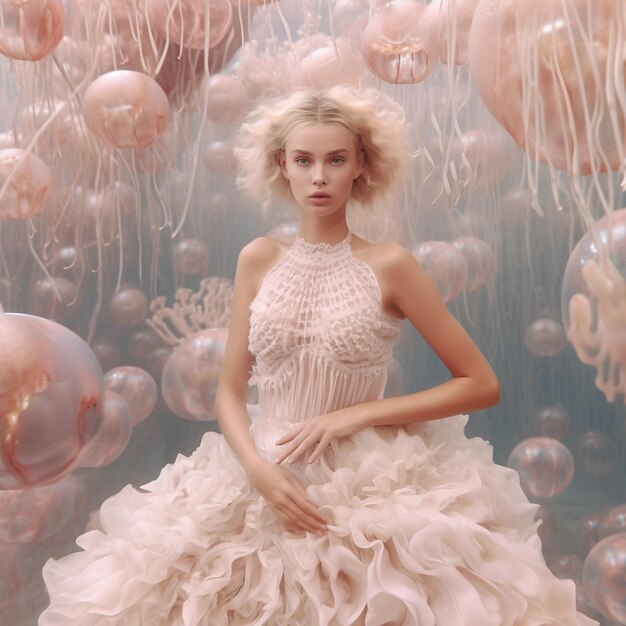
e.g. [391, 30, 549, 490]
[246, 457, 328, 534]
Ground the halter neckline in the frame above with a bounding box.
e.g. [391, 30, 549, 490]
[292, 231, 353, 254]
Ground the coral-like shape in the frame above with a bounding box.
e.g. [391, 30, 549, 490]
[567, 258, 626, 403]
[146, 277, 233, 346]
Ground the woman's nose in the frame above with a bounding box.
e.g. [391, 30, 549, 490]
[312, 165, 327, 185]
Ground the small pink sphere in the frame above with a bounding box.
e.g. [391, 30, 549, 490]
[451, 236, 495, 291]
[524, 318, 567, 357]
[203, 140, 236, 175]
[582, 533, 626, 623]
[204, 75, 250, 124]
[108, 287, 148, 327]
[89, 336, 121, 373]
[532, 404, 571, 440]
[0, 313, 103, 489]
[507, 437, 574, 498]
[600, 506, 626, 540]
[0, 0, 64, 61]
[578, 513, 602, 554]
[412, 241, 468, 303]
[0, 149, 51, 220]
[173, 239, 210, 275]
[161, 328, 228, 421]
[127, 328, 163, 365]
[148, 0, 232, 50]
[577, 431, 619, 479]
[28, 276, 78, 320]
[361, 0, 431, 84]
[83, 70, 170, 149]
[79, 390, 132, 467]
[103, 366, 157, 425]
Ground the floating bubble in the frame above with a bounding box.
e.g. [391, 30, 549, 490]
[108, 287, 149, 327]
[173, 239, 210, 275]
[28, 277, 78, 320]
[577, 431, 619, 479]
[524, 318, 567, 357]
[451, 236, 495, 291]
[412, 241, 468, 303]
[600, 505, 626, 540]
[578, 513, 602, 554]
[532, 404, 571, 440]
[204, 75, 250, 124]
[507, 436, 574, 498]
[103, 366, 157, 425]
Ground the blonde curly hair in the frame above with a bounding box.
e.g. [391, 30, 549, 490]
[235, 85, 409, 210]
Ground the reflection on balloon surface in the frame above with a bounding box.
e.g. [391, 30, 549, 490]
[507, 437, 574, 498]
[103, 366, 157, 425]
[524, 319, 567, 357]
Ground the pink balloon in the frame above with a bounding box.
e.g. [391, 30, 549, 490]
[0, 0, 64, 61]
[127, 328, 163, 365]
[103, 366, 157, 425]
[524, 318, 567, 357]
[173, 239, 210, 275]
[451, 236, 495, 291]
[600, 506, 626, 540]
[203, 140, 236, 174]
[83, 70, 170, 149]
[108, 287, 149, 327]
[0, 313, 103, 489]
[148, 0, 232, 50]
[28, 276, 78, 320]
[204, 74, 250, 124]
[418, 0, 478, 65]
[583, 533, 626, 623]
[0, 148, 52, 220]
[161, 328, 228, 421]
[89, 336, 121, 373]
[412, 241, 468, 303]
[299, 40, 364, 89]
[532, 404, 571, 440]
[577, 431, 619, 479]
[0, 476, 80, 543]
[507, 437, 574, 498]
[79, 390, 133, 467]
[361, 0, 431, 84]
[470, 0, 624, 175]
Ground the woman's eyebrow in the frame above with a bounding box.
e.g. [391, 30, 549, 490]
[288, 148, 351, 156]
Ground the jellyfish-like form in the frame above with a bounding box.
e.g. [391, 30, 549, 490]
[0, 148, 51, 220]
[562, 209, 626, 403]
[469, 0, 625, 175]
[532, 404, 571, 440]
[361, 0, 432, 84]
[103, 366, 157, 425]
[418, 0, 479, 65]
[0, 0, 65, 61]
[507, 436, 574, 498]
[82, 70, 170, 150]
[161, 328, 228, 421]
[412, 241, 468, 303]
[582, 533, 626, 623]
[524, 318, 568, 357]
[0, 313, 103, 489]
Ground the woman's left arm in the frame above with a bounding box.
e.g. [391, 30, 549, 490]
[275, 243, 500, 464]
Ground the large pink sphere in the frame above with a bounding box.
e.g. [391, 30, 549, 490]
[173, 239, 209, 275]
[0, 0, 64, 61]
[161, 328, 228, 421]
[361, 0, 431, 84]
[470, 0, 624, 174]
[0, 149, 51, 220]
[103, 366, 157, 425]
[83, 71, 170, 149]
[0, 313, 103, 488]
[204, 74, 250, 124]
[108, 287, 148, 327]
[583, 533, 626, 623]
[507, 437, 574, 498]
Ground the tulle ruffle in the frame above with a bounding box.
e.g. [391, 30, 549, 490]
[40, 414, 598, 626]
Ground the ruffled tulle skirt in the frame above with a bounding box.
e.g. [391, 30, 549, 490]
[39, 414, 598, 625]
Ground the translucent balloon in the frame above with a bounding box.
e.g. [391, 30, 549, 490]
[204, 74, 250, 124]
[203, 140, 236, 175]
[562, 209, 626, 403]
[127, 328, 163, 365]
[470, 0, 625, 175]
[0, 313, 103, 488]
[577, 431, 619, 479]
[524, 319, 567, 357]
[173, 239, 210, 275]
[103, 366, 157, 425]
[108, 287, 149, 327]
[28, 276, 78, 320]
[0, 148, 52, 220]
[578, 513, 602, 554]
[507, 437, 574, 498]
[161, 328, 228, 421]
[83, 70, 170, 149]
[600, 506, 626, 540]
[583, 533, 626, 623]
[300, 40, 364, 89]
[418, 0, 479, 65]
[532, 404, 571, 440]
[89, 336, 121, 373]
[361, 0, 432, 84]
[149, 0, 233, 50]
[0, 0, 65, 61]
[412, 241, 468, 303]
[79, 390, 133, 467]
[0, 476, 80, 543]
[451, 237, 495, 291]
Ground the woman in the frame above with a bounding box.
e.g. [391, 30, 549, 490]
[40, 86, 597, 625]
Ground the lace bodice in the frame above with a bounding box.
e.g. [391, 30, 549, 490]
[248, 232, 402, 424]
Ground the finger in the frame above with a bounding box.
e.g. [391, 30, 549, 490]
[278, 503, 322, 534]
[284, 433, 320, 463]
[275, 431, 314, 463]
[286, 481, 327, 527]
[275, 426, 304, 445]
[307, 435, 330, 464]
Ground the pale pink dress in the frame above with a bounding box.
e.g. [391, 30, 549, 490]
[40, 233, 598, 625]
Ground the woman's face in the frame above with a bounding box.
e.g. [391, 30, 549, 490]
[279, 123, 363, 218]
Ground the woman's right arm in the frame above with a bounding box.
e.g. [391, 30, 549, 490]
[215, 239, 328, 535]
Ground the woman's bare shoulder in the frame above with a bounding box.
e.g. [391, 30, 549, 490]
[352, 237, 412, 272]
[237, 236, 289, 290]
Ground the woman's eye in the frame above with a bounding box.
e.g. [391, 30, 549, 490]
[330, 157, 344, 165]
[296, 158, 310, 165]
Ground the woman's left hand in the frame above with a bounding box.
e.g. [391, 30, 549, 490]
[274, 408, 364, 464]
